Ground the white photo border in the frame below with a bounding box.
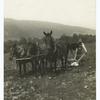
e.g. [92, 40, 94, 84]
[96, 0, 100, 100]
[0, 0, 4, 99]
[0, 0, 99, 100]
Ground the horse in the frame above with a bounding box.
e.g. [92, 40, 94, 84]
[9, 41, 38, 75]
[40, 30, 69, 72]
[43, 30, 56, 71]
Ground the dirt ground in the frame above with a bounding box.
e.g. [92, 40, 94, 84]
[4, 43, 96, 100]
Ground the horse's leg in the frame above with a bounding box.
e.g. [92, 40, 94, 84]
[33, 58, 36, 75]
[65, 56, 67, 68]
[37, 57, 40, 74]
[23, 62, 26, 74]
[54, 58, 57, 72]
[41, 58, 44, 75]
[43, 57, 46, 74]
[45, 58, 48, 72]
[40, 56, 44, 75]
[40, 57, 45, 76]
[36, 58, 39, 74]
[49, 60, 52, 71]
[45, 57, 49, 72]
[30, 58, 34, 73]
[31, 59, 34, 73]
[39, 58, 42, 75]
[43, 57, 47, 74]
[66, 45, 69, 68]
[16, 61, 19, 71]
[61, 57, 64, 68]
[18, 62, 22, 75]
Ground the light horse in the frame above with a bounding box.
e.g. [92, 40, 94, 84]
[10, 41, 38, 75]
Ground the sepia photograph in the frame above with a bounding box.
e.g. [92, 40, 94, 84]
[4, 0, 96, 100]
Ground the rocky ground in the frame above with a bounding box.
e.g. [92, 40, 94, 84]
[4, 43, 96, 100]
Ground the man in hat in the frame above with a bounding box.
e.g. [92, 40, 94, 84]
[72, 38, 87, 66]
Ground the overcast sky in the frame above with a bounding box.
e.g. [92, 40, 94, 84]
[5, 0, 96, 29]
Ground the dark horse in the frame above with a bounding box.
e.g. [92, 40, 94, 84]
[40, 30, 69, 72]
[10, 41, 38, 75]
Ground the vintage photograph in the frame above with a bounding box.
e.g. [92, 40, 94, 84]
[4, 0, 96, 100]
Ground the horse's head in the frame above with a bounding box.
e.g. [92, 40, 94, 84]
[43, 30, 54, 50]
[9, 43, 27, 61]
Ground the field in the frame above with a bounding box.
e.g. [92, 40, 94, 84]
[4, 42, 96, 100]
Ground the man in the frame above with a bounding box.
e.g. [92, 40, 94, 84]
[68, 38, 87, 66]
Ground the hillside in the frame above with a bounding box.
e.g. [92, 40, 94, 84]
[4, 19, 96, 40]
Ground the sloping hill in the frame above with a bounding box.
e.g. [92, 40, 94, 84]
[4, 19, 95, 40]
